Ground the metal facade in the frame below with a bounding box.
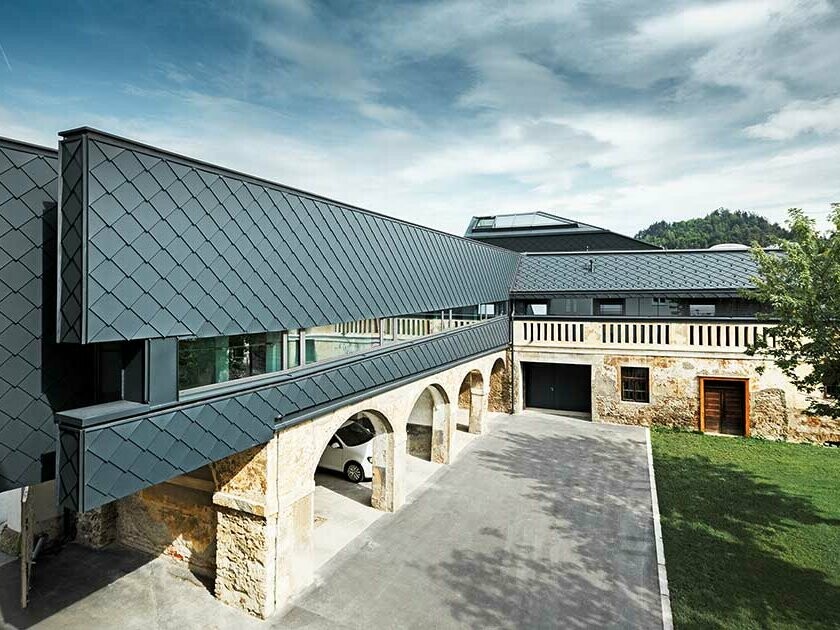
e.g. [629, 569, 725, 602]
[57, 128, 520, 344]
[58, 316, 509, 511]
[0, 138, 94, 490]
[512, 250, 761, 297]
[472, 232, 658, 253]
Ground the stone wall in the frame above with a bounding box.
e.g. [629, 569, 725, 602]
[458, 378, 470, 409]
[406, 424, 432, 459]
[488, 355, 510, 413]
[515, 348, 839, 444]
[116, 482, 217, 577]
[76, 503, 117, 548]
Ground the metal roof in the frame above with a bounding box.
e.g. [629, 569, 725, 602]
[465, 211, 657, 252]
[56, 128, 521, 344]
[511, 249, 766, 296]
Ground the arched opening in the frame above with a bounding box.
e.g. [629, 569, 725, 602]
[311, 409, 401, 572]
[488, 358, 508, 413]
[313, 410, 396, 511]
[406, 385, 451, 464]
[457, 369, 486, 434]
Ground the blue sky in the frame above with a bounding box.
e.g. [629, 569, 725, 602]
[2, 0, 839, 236]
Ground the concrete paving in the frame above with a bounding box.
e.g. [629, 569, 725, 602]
[0, 412, 661, 629]
[312, 417, 482, 571]
[281, 412, 662, 629]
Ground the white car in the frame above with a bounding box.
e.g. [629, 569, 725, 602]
[317, 421, 374, 482]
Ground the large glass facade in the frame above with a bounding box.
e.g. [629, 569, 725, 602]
[179, 306, 502, 392]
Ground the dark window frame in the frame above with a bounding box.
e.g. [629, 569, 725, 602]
[621, 366, 650, 403]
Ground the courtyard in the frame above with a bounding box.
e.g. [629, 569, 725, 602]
[0, 413, 663, 629]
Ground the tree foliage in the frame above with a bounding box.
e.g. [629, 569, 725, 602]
[636, 208, 791, 249]
[747, 205, 840, 418]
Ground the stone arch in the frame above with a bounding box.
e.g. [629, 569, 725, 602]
[406, 384, 452, 464]
[457, 369, 487, 434]
[312, 408, 402, 512]
[488, 357, 509, 413]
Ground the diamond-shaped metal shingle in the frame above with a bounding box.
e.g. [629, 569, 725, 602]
[512, 250, 762, 295]
[56, 130, 519, 344]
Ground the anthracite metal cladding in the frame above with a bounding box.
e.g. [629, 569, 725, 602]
[0, 138, 95, 490]
[58, 138, 85, 343]
[473, 232, 658, 253]
[512, 250, 761, 297]
[57, 128, 520, 344]
[59, 316, 509, 511]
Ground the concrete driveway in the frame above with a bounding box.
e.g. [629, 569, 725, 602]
[282, 412, 663, 629]
[0, 412, 663, 629]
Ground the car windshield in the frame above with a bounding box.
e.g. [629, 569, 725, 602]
[335, 422, 373, 447]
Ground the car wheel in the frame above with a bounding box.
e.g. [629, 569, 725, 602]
[344, 461, 364, 483]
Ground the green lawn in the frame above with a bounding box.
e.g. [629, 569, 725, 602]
[651, 429, 840, 630]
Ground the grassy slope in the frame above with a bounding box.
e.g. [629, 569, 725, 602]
[651, 429, 840, 630]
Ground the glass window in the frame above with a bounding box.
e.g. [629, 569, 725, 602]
[527, 303, 548, 316]
[596, 299, 625, 316]
[286, 330, 300, 369]
[179, 333, 282, 391]
[621, 367, 650, 403]
[825, 377, 840, 399]
[179, 306, 502, 392]
[305, 320, 380, 364]
[393, 311, 446, 339]
[179, 337, 218, 390]
[689, 304, 716, 317]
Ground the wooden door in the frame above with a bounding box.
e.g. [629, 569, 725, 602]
[704, 388, 722, 433]
[703, 380, 746, 436]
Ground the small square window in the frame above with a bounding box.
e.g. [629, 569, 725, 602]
[621, 367, 650, 403]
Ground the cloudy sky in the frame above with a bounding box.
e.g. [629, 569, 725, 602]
[2, 0, 839, 236]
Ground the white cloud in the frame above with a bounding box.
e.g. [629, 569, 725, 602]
[745, 97, 840, 140]
[632, 0, 830, 50]
[4, 0, 840, 241]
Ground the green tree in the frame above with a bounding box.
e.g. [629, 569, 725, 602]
[747, 205, 840, 418]
[636, 208, 791, 249]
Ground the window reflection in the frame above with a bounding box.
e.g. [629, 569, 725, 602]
[286, 330, 300, 369]
[179, 305, 505, 392]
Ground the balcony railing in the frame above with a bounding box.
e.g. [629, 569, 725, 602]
[335, 316, 477, 340]
[514, 319, 777, 353]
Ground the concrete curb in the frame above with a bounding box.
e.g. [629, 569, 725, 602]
[645, 427, 674, 630]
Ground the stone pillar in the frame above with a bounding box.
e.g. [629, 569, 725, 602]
[468, 373, 487, 434]
[512, 357, 524, 413]
[371, 431, 406, 512]
[212, 422, 317, 618]
[212, 444, 278, 618]
[75, 502, 118, 548]
[430, 410, 451, 465]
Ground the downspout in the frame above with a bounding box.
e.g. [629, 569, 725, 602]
[507, 252, 523, 415]
[508, 296, 515, 414]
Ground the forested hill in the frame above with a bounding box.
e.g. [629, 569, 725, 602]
[635, 209, 791, 249]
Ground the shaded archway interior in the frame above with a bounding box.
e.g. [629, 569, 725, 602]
[406, 385, 451, 463]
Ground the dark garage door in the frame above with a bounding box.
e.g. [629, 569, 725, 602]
[523, 362, 591, 414]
